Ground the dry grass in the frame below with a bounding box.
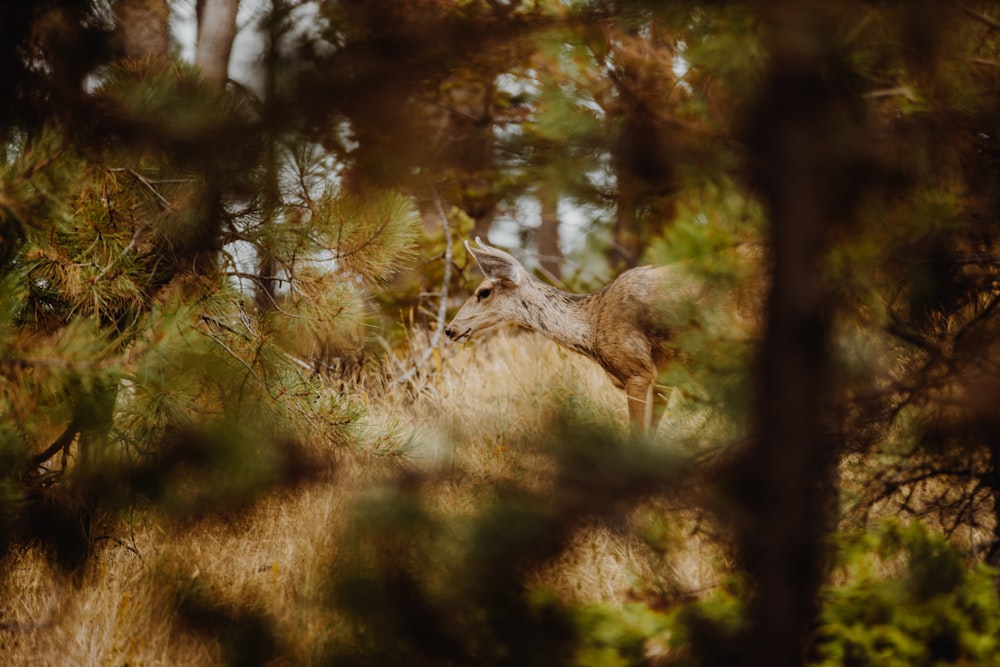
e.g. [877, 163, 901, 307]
[0, 328, 723, 666]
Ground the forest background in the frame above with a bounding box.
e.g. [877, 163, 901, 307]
[4, 1, 1000, 665]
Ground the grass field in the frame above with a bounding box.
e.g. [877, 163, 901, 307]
[0, 328, 724, 666]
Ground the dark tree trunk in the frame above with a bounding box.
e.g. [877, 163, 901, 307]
[730, 4, 868, 665]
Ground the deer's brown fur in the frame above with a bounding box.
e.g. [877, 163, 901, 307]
[445, 238, 701, 434]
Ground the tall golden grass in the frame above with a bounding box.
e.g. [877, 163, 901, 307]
[0, 328, 722, 666]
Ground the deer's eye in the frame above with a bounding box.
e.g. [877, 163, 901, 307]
[476, 287, 492, 301]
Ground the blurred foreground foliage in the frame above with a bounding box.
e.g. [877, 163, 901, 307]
[813, 522, 1000, 667]
[321, 414, 688, 667]
[0, 10, 420, 569]
[5, 1, 1000, 666]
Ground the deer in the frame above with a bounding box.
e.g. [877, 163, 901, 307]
[445, 237, 704, 435]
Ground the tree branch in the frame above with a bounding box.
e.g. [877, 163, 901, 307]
[109, 168, 173, 210]
[396, 193, 453, 385]
[29, 422, 79, 469]
[955, 2, 1000, 31]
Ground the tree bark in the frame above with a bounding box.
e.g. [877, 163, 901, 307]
[114, 0, 170, 59]
[731, 3, 865, 665]
[195, 0, 240, 88]
[536, 180, 563, 281]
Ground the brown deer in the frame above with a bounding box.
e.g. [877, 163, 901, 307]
[445, 237, 703, 434]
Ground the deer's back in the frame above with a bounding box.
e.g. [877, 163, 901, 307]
[587, 265, 696, 387]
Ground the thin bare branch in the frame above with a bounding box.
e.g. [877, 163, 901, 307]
[109, 168, 173, 210]
[955, 1, 1000, 31]
[396, 192, 453, 385]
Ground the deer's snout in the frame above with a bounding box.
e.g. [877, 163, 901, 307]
[444, 324, 471, 341]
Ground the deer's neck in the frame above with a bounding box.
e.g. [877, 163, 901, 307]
[517, 282, 597, 357]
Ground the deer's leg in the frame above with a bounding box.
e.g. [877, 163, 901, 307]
[650, 386, 672, 435]
[625, 376, 654, 435]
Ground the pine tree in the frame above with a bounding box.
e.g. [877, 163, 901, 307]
[0, 1, 420, 568]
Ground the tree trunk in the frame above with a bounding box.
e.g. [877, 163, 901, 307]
[536, 181, 563, 281]
[731, 4, 864, 665]
[114, 0, 170, 59]
[195, 0, 240, 88]
[608, 190, 639, 269]
[255, 2, 282, 314]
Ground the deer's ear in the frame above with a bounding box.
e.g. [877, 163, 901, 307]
[465, 237, 522, 285]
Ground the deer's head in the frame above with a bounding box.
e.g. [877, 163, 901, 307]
[445, 237, 527, 342]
